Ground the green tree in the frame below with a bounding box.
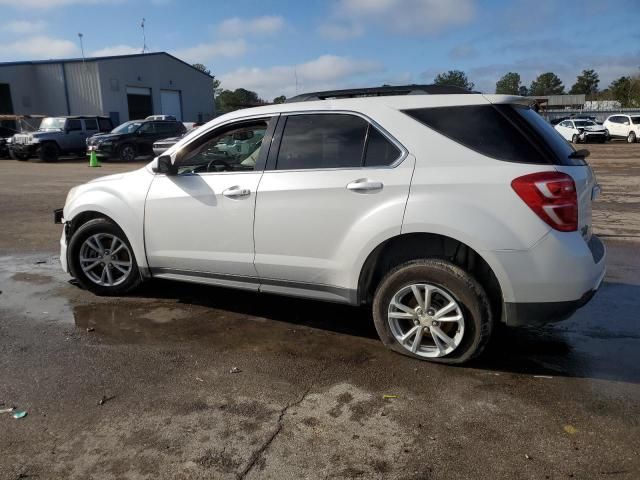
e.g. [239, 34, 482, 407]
[518, 85, 529, 96]
[609, 76, 640, 107]
[433, 70, 475, 90]
[529, 72, 565, 95]
[495, 72, 522, 95]
[192, 62, 222, 99]
[192, 63, 211, 75]
[569, 69, 600, 96]
[273, 95, 287, 104]
[215, 88, 265, 113]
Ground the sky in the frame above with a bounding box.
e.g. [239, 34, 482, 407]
[0, 0, 638, 101]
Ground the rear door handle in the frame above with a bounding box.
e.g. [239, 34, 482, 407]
[222, 186, 251, 198]
[346, 179, 384, 192]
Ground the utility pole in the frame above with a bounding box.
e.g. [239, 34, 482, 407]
[78, 33, 85, 64]
[141, 18, 148, 54]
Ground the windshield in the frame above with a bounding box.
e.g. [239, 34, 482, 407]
[39, 118, 66, 131]
[112, 121, 142, 134]
[574, 120, 596, 127]
[631, 117, 640, 125]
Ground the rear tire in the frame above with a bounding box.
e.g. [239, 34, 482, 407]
[628, 132, 637, 143]
[34, 142, 59, 162]
[68, 218, 142, 296]
[372, 259, 493, 364]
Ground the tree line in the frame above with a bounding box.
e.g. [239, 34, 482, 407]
[192, 62, 640, 114]
[434, 69, 640, 107]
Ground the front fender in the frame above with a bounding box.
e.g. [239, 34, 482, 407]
[63, 167, 153, 269]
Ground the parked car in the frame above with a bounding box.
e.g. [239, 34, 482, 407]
[87, 119, 186, 161]
[554, 118, 608, 143]
[56, 85, 605, 364]
[146, 115, 177, 121]
[0, 126, 18, 158]
[0, 115, 45, 159]
[10, 116, 112, 162]
[152, 124, 201, 156]
[603, 114, 640, 143]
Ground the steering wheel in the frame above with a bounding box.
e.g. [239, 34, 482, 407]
[206, 158, 232, 172]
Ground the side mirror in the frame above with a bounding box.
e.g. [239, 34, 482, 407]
[153, 155, 177, 175]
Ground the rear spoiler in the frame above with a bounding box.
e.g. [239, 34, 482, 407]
[483, 94, 533, 107]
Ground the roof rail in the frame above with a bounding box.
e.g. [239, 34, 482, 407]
[285, 84, 474, 103]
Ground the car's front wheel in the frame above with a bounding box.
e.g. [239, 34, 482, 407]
[118, 144, 136, 162]
[34, 142, 59, 162]
[68, 218, 142, 295]
[628, 131, 637, 143]
[372, 259, 493, 364]
[571, 134, 580, 144]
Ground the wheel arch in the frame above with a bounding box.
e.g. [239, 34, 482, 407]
[357, 232, 504, 323]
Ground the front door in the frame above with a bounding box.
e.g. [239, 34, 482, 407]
[253, 112, 414, 296]
[144, 116, 275, 285]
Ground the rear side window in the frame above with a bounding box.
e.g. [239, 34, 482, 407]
[84, 118, 97, 130]
[364, 127, 401, 166]
[632, 117, 640, 125]
[404, 104, 579, 166]
[276, 114, 367, 170]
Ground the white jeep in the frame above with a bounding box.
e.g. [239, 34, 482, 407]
[56, 85, 606, 364]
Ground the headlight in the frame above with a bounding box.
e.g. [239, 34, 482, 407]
[6, 137, 12, 144]
[30, 135, 40, 144]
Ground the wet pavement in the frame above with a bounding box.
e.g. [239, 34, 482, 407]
[1, 146, 640, 479]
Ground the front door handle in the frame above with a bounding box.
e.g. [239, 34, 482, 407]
[346, 179, 384, 192]
[222, 186, 251, 198]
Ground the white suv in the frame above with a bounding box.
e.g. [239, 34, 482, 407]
[603, 114, 640, 143]
[56, 85, 606, 364]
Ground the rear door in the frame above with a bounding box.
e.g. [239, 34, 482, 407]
[253, 112, 414, 295]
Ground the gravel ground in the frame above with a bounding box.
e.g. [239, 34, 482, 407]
[0, 144, 639, 480]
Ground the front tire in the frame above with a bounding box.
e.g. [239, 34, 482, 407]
[68, 218, 142, 296]
[34, 142, 59, 162]
[571, 134, 580, 144]
[9, 150, 29, 161]
[372, 259, 493, 364]
[628, 132, 637, 143]
[118, 143, 136, 162]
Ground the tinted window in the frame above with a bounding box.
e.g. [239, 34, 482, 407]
[84, 118, 98, 130]
[364, 127, 401, 166]
[156, 122, 178, 134]
[609, 116, 621, 124]
[67, 119, 82, 131]
[631, 117, 640, 125]
[276, 114, 367, 170]
[138, 122, 155, 134]
[404, 105, 578, 165]
[98, 118, 112, 131]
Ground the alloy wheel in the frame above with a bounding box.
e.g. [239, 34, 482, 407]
[79, 233, 133, 286]
[387, 283, 465, 358]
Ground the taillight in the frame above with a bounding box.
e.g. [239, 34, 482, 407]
[511, 172, 578, 232]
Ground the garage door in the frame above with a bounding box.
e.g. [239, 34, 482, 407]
[161, 90, 182, 121]
[126, 86, 152, 120]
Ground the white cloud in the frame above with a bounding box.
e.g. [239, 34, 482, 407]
[334, 0, 476, 35]
[318, 22, 364, 41]
[0, 0, 121, 7]
[219, 54, 384, 101]
[171, 39, 247, 64]
[3, 19, 47, 33]
[216, 15, 284, 37]
[0, 35, 78, 60]
[90, 44, 142, 57]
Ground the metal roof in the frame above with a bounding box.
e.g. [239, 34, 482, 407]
[0, 52, 213, 79]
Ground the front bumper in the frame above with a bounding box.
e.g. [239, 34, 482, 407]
[87, 144, 117, 158]
[55, 209, 69, 273]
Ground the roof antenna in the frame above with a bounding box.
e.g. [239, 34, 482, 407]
[141, 18, 148, 54]
[294, 66, 299, 94]
[78, 33, 85, 64]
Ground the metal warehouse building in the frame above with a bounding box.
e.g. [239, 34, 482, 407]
[0, 52, 215, 125]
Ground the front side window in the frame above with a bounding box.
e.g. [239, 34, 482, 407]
[112, 121, 141, 134]
[276, 114, 368, 170]
[176, 120, 268, 174]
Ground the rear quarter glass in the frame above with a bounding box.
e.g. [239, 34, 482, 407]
[403, 104, 586, 166]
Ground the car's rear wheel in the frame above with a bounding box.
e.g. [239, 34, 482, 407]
[34, 142, 59, 162]
[628, 132, 637, 143]
[372, 259, 492, 364]
[118, 144, 136, 162]
[68, 218, 142, 295]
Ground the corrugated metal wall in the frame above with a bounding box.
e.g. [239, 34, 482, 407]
[65, 62, 102, 115]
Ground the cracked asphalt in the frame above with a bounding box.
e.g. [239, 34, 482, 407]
[1, 143, 639, 480]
